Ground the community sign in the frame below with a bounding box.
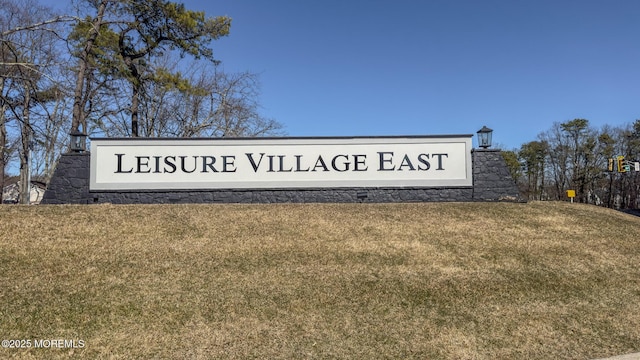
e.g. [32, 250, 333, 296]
[89, 136, 473, 190]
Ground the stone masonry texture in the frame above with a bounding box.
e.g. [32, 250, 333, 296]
[41, 149, 522, 204]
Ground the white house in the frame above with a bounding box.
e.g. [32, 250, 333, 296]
[2, 178, 47, 204]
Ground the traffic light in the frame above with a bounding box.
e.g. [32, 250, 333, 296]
[617, 156, 626, 172]
[608, 158, 614, 172]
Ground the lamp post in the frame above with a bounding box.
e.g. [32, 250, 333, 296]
[69, 130, 87, 153]
[476, 126, 493, 149]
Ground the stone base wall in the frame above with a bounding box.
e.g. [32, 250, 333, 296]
[84, 187, 474, 204]
[42, 149, 521, 204]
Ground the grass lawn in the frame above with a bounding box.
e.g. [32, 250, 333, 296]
[0, 201, 639, 359]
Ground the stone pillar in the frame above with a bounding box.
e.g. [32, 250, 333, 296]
[41, 153, 91, 204]
[472, 149, 522, 202]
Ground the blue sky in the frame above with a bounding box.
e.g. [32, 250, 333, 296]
[176, 0, 639, 150]
[39, 0, 639, 150]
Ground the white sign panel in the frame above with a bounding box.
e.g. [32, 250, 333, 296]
[90, 136, 473, 190]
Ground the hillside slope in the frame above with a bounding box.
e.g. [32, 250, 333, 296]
[0, 202, 638, 359]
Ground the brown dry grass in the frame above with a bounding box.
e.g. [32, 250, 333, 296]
[0, 201, 639, 359]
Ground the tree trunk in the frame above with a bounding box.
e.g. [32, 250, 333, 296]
[18, 84, 31, 204]
[71, 0, 107, 136]
[0, 110, 6, 203]
[131, 80, 139, 137]
[0, 77, 6, 202]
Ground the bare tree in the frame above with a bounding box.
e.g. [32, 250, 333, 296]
[172, 67, 283, 138]
[538, 123, 570, 200]
[69, 0, 107, 139]
[0, 0, 282, 199]
[0, 0, 65, 203]
[94, 58, 284, 138]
